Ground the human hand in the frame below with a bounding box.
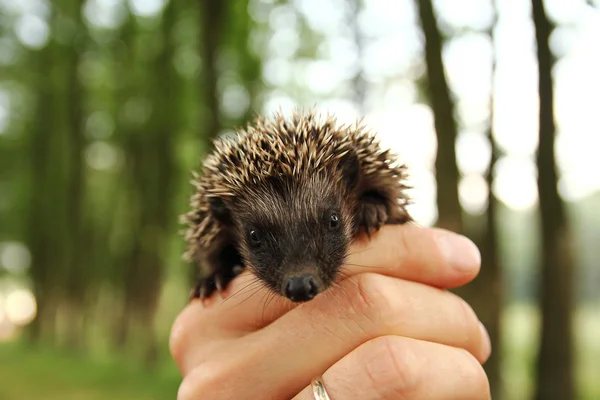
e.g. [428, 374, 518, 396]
[170, 224, 491, 399]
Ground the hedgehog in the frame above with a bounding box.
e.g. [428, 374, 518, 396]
[181, 110, 412, 303]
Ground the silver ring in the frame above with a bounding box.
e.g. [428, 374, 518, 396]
[311, 376, 331, 400]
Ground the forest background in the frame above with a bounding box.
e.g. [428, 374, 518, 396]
[0, 0, 598, 399]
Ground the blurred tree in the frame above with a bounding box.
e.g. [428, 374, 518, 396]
[112, 0, 181, 365]
[222, 0, 263, 125]
[109, 6, 139, 351]
[416, 1, 503, 396]
[58, 0, 90, 352]
[199, 0, 226, 145]
[415, 0, 463, 234]
[26, 40, 57, 341]
[473, 7, 503, 398]
[480, 86, 503, 400]
[26, 5, 68, 343]
[349, 0, 366, 113]
[531, 0, 575, 399]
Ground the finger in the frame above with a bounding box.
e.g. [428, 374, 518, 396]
[293, 336, 491, 400]
[170, 270, 292, 347]
[345, 223, 481, 288]
[180, 224, 481, 336]
[169, 271, 292, 372]
[176, 336, 490, 400]
[177, 273, 491, 392]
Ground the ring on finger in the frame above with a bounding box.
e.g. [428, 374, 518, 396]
[311, 376, 331, 400]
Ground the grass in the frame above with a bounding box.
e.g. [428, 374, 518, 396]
[0, 341, 181, 400]
[0, 304, 598, 399]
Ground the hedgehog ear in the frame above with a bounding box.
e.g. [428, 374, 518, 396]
[338, 149, 360, 189]
[208, 196, 233, 226]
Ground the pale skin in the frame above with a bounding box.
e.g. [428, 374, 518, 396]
[170, 224, 492, 399]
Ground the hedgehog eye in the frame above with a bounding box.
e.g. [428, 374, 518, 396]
[329, 212, 340, 230]
[249, 229, 262, 247]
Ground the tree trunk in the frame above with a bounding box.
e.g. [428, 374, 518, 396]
[229, 0, 262, 125]
[26, 6, 63, 344]
[26, 55, 54, 342]
[416, 2, 504, 397]
[349, 0, 366, 113]
[469, 8, 503, 397]
[137, 0, 180, 365]
[415, 0, 463, 233]
[112, 0, 180, 365]
[109, 8, 136, 350]
[531, 0, 575, 399]
[182, 0, 227, 286]
[59, 0, 88, 352]
[479, 98, 502, 399]
[199, 0, 226, 144]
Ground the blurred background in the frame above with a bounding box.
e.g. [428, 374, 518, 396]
[0, 0, 598, 399]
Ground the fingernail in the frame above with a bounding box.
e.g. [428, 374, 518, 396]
[479, 321, 492, 362]
[437, 233, 481, 272]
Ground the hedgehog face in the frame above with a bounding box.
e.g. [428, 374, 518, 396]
[215, 172, 357, 302]
[185, 112, 412, 303]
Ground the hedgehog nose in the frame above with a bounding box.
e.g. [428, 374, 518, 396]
[284, 274, 319, 302]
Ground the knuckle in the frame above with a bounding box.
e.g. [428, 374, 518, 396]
[177, 372, 201, 400]
[177, 361, 227, 400]
[453, 292, 477, 326]
[362, 336, 419, 396]
[169, 302, 210, 370]
[351, 273, 403, 329]
[451, 292, 482, 349]
[390, 223, 418, 253]
[461, 298, 479, 331]
[169, 312, 189, 366]
[375, 225, 412, 265]
[456, 349, 491, 396]
[394, 224, 413, 258]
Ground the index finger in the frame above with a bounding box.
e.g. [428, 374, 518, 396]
[345, 223, 481, 288]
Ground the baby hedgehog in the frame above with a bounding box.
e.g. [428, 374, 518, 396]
[182, 110, 412, 303]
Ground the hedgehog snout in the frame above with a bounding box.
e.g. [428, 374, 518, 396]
[284, 274, 319, 302]
[282, 269, 324, 302]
